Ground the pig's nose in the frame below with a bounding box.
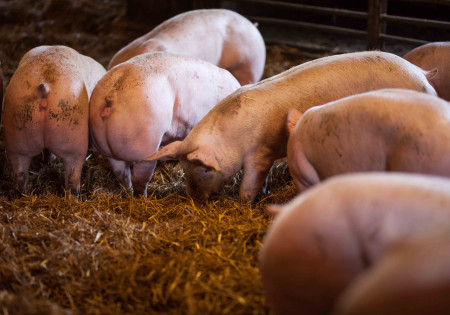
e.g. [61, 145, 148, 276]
[187, 187, 209, 203]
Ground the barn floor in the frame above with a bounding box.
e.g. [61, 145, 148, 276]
[0, 1, 319, 314]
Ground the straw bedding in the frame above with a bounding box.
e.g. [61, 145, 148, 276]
[0, 1, 329, 313]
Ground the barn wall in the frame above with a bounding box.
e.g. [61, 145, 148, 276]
[127, 0, 450, 54]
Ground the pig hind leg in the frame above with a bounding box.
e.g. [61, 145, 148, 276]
[8, 153, 32, 194]
[61, 155, 85, 198]
[108, 158, 132, 191]
[131, 161, 157, 197]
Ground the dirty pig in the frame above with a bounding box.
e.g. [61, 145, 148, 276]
[89, 52, 240, 197]
[403, 41, 450, 101]
[108, 9, 266, 85]
[287, 88, 450, 193]
[147, 51, 437, 203]
[3, 45, 106, 197]
[261, 172, 450, 315]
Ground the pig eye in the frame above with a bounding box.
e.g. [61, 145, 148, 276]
[197, 166, 210, 179]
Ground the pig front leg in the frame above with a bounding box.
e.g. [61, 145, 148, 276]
[8, 153, 32, 194]
[108, 158, 132, 191]
[62, 155, 86, 198]
[240, 154, 275, 203]
[131, 160, 157, 197]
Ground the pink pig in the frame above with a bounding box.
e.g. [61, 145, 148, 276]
[287, 88, 450, 193]
[89, 52, 240, 196]
[3, 45, 106, 196]
[147, 51, 436, 203]
[108, 9, 266, 85]
[334, 227, 450, 315]
[260, 172, 450, 315]
[403, 41, 450, 101]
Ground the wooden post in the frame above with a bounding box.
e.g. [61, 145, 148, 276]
[367, 0, 387, 50]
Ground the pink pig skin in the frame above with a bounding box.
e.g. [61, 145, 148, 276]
[334, 228, 450, 315]
[89, 52, 240, 197]
[3, 45, 106, 197]
[260, 173, 450, 315]
[287, 88, 450, 194]
[403, 42, 450, 101]
[108, 9, 266, 85]
[147, 51, 437, 203]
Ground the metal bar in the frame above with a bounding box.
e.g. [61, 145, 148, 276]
[387, 0, 450, 4]
[264, 38, 348, 56]
[231, 0, 368, 19]
[380, 33, 430, 45]
[247, 16, 367, 37]
[381, 14, 450, 28]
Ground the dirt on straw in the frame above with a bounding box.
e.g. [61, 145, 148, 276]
[0, 0, 324, 313]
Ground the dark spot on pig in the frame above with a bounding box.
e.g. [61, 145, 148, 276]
[42, 66, 56, 83]
[26, 81, 31, 89]
[113, 74, 127, 91]
[48, 99, 84, 129]
[363, 56, 374, 63]
[13, 95, 38, 130]
[319, 112, 339, 140]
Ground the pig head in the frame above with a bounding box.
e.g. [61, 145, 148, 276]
[146, 137, 238, 202]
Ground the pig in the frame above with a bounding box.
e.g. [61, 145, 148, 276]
[146, 51, 437, 203]
[260, 172, 450, 315]
[287, 88, 450, 193]
[108, 9, 266, 85]
[89, 52, 240, 197]
[3, 45, 106, 196]
[403, 42, 450, 101]
[334, 228, 450, 315]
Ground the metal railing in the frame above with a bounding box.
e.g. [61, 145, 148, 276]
[220, 0, 450, 51]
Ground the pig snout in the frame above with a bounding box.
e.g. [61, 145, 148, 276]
[183, 162, 227, 203]
[185, 184, 212, 203]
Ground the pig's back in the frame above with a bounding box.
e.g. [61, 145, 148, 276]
[109, 9, 259, 69]
[300, 89, 450, 178]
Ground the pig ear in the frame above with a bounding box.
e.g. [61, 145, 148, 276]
[145, 141, 184, 161]
[286, 107, 303, 134]
[186, 147, 222, 172]
[425, 68, 438, 80]
[266, 204, 283, 218]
